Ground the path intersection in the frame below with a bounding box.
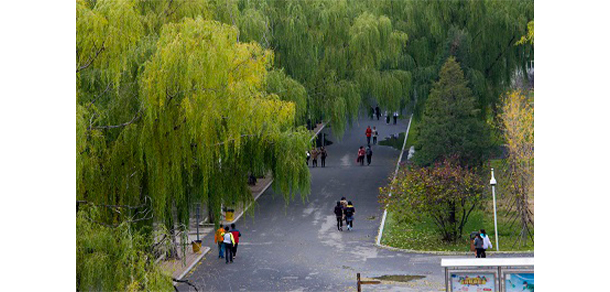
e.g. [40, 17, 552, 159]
[178, 116, 532, 292]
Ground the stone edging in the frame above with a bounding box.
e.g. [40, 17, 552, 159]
[176, 247, 211, 281]
[373, 115, 534, 255]
[168, 122, 328, 283]
[376, 114, 413, 246]
[376, 242, 533, 255]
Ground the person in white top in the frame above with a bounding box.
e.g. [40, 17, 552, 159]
[480, 229, 493, 258]
[372, 127, 378, 144]
[223, 226, 236, 263]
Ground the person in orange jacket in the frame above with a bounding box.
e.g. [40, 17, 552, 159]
[214, 226, 226, 259]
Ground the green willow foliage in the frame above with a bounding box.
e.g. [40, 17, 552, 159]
[232, 0, 411, 138]
[77, 1, 310, 289]
[371, 0, 534, 117]
[77, 207, 173, 291]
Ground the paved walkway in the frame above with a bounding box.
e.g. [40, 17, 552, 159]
[177, 116, 532, 292]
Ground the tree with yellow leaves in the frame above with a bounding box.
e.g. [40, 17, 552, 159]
[500, 90, 534, 247]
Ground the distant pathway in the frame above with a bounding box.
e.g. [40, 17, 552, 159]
[178, 116, 531, 292]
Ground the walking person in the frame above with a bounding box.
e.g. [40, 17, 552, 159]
[311, 148, 319, 167]
[366, 146, 373, 165]
[340, 197, 348, 226]
[320, 147, 327, 167]
[375, 106, 380, 120]
[474, 233, 485, 258]
[385, 111, 390, 124]
[372, 127, 378, 144]
[480, 229, 492, 258]
[344, 201, 355, 231]
[370, 106, 375, 119]
[223, 226, 235, 263]
[357, 146, 365, 166]
[365, 126, 372, 145]
[230, 224, 242, 258]
[334, 201, 344, 231]
[214, 225, 226, 259]
[393, 111, 398, 125]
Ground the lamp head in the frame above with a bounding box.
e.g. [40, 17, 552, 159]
[490, 168, 497, 186]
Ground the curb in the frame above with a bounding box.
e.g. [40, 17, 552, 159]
[376, 114, 413, 246]
[176, 247, 211, 281]
[373, 116, 534, 255]
[376, 242, 534, 255]
[228, 178, 274, 224]
[228, 121, 327, 224]
[169, 122, 328, 283]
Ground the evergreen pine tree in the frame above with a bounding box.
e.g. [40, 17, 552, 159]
[414, 57, 491, 167]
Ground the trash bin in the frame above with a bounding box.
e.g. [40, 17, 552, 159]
[192, 240, 202, 253]
[226, 209, 235, 222]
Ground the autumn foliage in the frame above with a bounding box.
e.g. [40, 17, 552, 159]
[380, 158, 485, 242]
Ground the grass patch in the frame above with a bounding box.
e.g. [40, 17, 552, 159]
[404, 117, 418, 151]
[381, 208, 534, 252]
[373, 275, 425, 282]
[377, 117, 418, 152]
[378, 132, 405, 150]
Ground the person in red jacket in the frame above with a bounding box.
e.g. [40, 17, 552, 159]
[365, 126, 372, 145]
[230, 223, 242, 258]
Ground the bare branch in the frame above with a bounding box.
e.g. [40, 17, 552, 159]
[87, 83, 112, 109]
[77, 41, 105, 73]
[90, 112, 141, 130]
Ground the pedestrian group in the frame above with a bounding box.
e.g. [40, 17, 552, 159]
[334, 197, 356, 231]
[473, 229, 493, 258]
[214, 223, 242, 264]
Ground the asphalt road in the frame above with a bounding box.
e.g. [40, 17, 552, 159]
[178, 116, 532, 292]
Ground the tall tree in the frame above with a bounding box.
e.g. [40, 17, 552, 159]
[375, 0, 534, 118]
[499, 90, 534, 247]
[414, 57, 492, 167]
[77, 2, 312, 288]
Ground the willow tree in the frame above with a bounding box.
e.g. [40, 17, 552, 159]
[77, 1, 312, 289]
[231, 1, 412, 138]
[375, 0, 534, 118]
[138, 16, 311, 229]
[265, 69, 308, 125]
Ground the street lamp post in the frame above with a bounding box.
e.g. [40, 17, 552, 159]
[490, 168, 499, 251]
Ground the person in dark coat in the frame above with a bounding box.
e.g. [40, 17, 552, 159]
[344, 201, 356, 231]
[320, 147, 328, 167]
[334, 201, 344, 231]
[375, 106, 380, 120]
[474, 234, 485, 258]
[366, 146, 373, 165]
